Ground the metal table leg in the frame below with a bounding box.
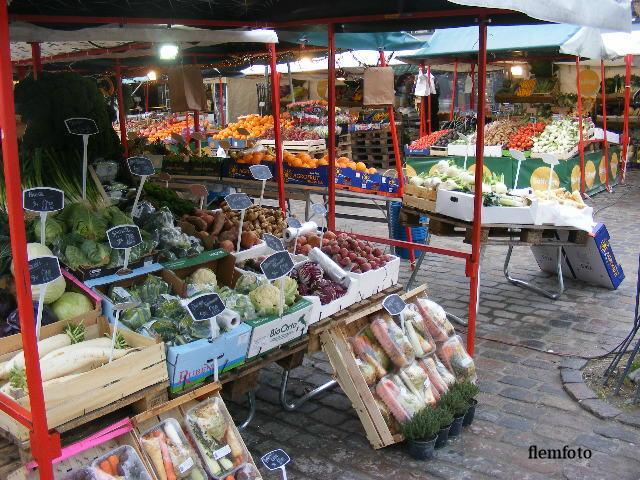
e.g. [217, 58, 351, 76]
[504, 245, 565, 300]
[406, 250, 426, 291]
[235, 390, 256, 432]
[279, 369, 337, 412]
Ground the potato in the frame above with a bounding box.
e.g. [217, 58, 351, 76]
[219, 240, 235, 253]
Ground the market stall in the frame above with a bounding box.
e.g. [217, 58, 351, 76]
[0, 1, 632, 478]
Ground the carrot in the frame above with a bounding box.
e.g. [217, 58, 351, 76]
[107, 455, 119, 475]
[98, 460, 114, 475]
[225, 476, 235, 480]
[153, 431, 177, 480]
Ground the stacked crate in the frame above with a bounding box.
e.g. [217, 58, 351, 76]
[337, 132, 352, 158]
[349, 125, 403, 171]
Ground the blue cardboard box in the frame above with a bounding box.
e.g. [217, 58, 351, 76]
[284, 165, 328, 186]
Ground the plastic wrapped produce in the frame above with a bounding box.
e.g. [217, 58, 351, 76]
[435, 356, 456, 386]
[403, 306, 436, 357]
[349, 333, 389, 380]
[373, 395, 400, 431]
[93, 445, 153, 479]
[375, 375, 423, 423]
[419, 356, 449, 396]
[438, 335, 477, 382]
[413, 297, 455, 342]
[234, 464, 261, 480]
[234, 273, 261, 294]
[400, 362, 437, 407]
[370, 315, 415, 368]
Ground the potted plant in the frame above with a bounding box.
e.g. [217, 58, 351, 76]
[439, 391, 467, 437]
[400, 408, 440, 460]
[453, 381, 480, 427]
[434, 405, 453, 449]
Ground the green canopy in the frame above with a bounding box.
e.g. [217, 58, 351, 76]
[276, 31, 427, 51]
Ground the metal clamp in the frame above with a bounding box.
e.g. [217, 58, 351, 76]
[279, 369, 337, 412]
[235, 390, 256, 432]
[504, 245, 565, 300]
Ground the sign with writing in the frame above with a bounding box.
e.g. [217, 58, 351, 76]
[225, 193, 253, 211]
[286, 217, 302, 229]
[106, 225, 142, 250]
[509, 149, 526, 162]
[263, 233, 285, 252]
[260, 251, 294, 281]
[541, 153, 559, 167]
[237, 127, 251, 137]
[127, 156, 155, 177]
[64, 117, 98, 136]
[249, 164, 273, 180]
[579, 69, 600, 97]
[28, 256, 61, 286]
[382, 294, 406, 316]
[261, 449, 290, 471]
[529, 116, 537, 124]
[310, 203, 327, 217]
[23, 187, 64, 213]
[186, 293, 226, 321]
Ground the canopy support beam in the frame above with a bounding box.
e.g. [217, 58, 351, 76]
[268, 43, 286, 213]
[115, 61, 128, 158]
[419, 61, 427, 138]
[30, 41, 41, 79]
[622, 54, 632, 183]
[327, 23, 337, 231]
[427, 65, 433, 134]
[575, 56, 586, 196]
[600, 60, 609, 191]
[450, 59, 458, 121]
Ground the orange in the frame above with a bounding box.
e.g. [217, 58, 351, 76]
[318, 158, 329, 166]
[347, 161, 357, 170]
[367, 167, 377, 174]
[355, 162, 367, 172]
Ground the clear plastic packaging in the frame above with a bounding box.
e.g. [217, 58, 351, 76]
[438, 335, 478, 383]
[370, 315, 415, 368]
[418, 356, 449, 397]
[185, 397, 247, 479]
[403, 305, 436, 357]
[413, 298, 455, 342]
[140, 418, 206, 480]
[375, 374, 423, 423]
[63, 467, 98, 480]
[399, 362, 437, 407]
[434, 355, 457, 386]
[233, 463, 262, 480]
[92, 445, 153, 480]
[348, 327, 390, 383]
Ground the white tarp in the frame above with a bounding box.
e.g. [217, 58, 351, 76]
[10, 22, 278, 45]
[449, 0, 632, 32]
[560, 27, 640, 60]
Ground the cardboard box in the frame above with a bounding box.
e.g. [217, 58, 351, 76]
[64, 252, 160, 281]
[245, 297, 317, 358]
[284, 164, 329, 186]
[435, 190, 537, 224]
[447, 144, 502, 158]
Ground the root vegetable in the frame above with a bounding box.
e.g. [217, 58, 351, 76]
[211, 211, 226, 235]
[241, 231, 259, 249]
[185, 216, 207, 232]
[39, 341, 131, 381]
[219, 240, 235, 253]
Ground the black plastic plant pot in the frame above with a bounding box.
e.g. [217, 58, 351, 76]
[406, 437, 437, 461]
[463, 399, 478, 427]
[435, 425, 450, 449]
[448, 415, 465, 437]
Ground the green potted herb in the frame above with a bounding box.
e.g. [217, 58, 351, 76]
[400, 408, 440, 460]
[451, 381, 480, 427]
[434, 405, 454, 449]
[439, 390, 467, 437]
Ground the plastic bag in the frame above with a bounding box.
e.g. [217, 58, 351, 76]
[370, 314, 415, 368]
[403, 305, 436, 357]
[438, 335, 477, 383]
[400, 362, 437, 407]
[419, 356, 449, 397]
[375, 374, 423, 423]
[435, 355, 456, 387]
[349, 329, 389, 381]
[413, 297, 455, 342]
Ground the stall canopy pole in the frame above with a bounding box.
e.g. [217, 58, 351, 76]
[575, 57, 585, 195]
[30, 42, 41, 79]
[115, 61, 129, 158]
[470, 63, 476, 110]
[622, 54, 632, 182]
[419, 61, 427, 137]
[218, 78, 225, 126]
[144, 83, 149, 112]
[268, 43, 286, 213]
[450, 59, 458, 121]
[427, 65, 433, 134]
[0, 3, 60, 477]
[468, 18, 488, 357]
[600, 60, 609, 191]
[193, 110, 200, 151]
[327, 23, 337, 231]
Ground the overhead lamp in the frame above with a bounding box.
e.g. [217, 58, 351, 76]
[159, 44, 179, 60]
[337, 77, 346, 82]
[510, 65, 524, 77]
[147, 70, 157, 81]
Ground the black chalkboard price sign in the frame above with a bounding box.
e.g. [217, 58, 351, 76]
[263, 233, 285, 252]
[286, 217, 302, 229]
[225, 193, 253, 211]
[260, 251, 294, 281]
[64, 117, 99, 136]
[106, 225, 142, 250]
[28, 256, 61, 286]
[186, 293, 226, 321]
[127, 156, 155, 177]
[261, 449, 290, 471]
[382, 294, 406, 316]
[23, 187, 64, 213]
[249, 164, 273, 180]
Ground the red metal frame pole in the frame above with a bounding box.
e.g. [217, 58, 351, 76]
[0, 3, 60, 478]
[575, 57, 585, 195]
[327, 24, 337, 231]
[30, 42, 41, 79]
[622, 54, 632, 182]
[115, 62, 129, 158]
[193, 110, 200, 151]
[218, 78, 225, 126]
[467, 19, 488, 357]
[419, 62, 427, 138]
[144, 82, 149, 112]
[470, 63, 476, 111]
[450, 59, 458, 121]
[268, 43, 286, 213]
[600, 60, 609, 190]
[427, 65, 433, 134]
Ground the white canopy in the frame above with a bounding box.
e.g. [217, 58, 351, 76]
[560, 27, 640, 60]
[450, 0, 632, 32]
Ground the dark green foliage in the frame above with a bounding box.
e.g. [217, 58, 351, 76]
[400, 407, 440, 441]
[450, 381, 479, 404]
[14, 72, 123, 160]
[439, 390, 468, 417]
[435, 405, 453, 429]
[142, 182, 195, 217]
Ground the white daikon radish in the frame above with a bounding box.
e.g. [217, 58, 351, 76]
[39, 346, 131, 382]
[0, 333, 72, 380]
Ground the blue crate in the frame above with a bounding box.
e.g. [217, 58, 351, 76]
[389, 201, 428, 259]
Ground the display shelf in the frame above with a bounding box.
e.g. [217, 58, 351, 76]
[494, 92, 554, 103]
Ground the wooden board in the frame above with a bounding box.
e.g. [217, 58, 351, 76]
[320, 285, 427, 449]
[402, 194, 436, 213]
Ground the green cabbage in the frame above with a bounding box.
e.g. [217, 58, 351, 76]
[32, 217, 63, 245]
[51, 292, 93, 321]
[12, 243, 67, 304]
[283, 276, 298, 306]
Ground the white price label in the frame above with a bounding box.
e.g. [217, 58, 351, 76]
[178, 457, 195, 474]
[213, 444, 232, 460]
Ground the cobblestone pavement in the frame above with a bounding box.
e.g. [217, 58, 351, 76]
[227, 173, 640, 480]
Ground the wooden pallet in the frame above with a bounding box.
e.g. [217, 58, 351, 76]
[320, 285, 427, 449]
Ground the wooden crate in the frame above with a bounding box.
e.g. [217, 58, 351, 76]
[402, 194, 436, 213]
[320, 285, 427, 449]
[0, 316, 168, 445]
[403, 184, 437, 201]
[429, 145, 449, 156]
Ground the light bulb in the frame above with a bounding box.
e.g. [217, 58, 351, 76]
[147, 70, 157, 81]
[159, 44, 179, 60]
[510, 65, 524, 77]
